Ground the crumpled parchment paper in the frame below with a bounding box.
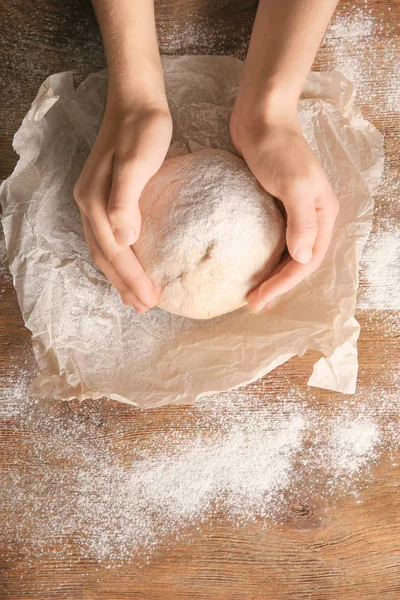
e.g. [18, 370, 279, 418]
[0, 56, 384, 407]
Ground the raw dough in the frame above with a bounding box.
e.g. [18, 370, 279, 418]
[135, 149, 286, 319]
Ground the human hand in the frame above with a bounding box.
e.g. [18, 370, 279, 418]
[73, 101, 172, 313]
[230, 109, 339, 312]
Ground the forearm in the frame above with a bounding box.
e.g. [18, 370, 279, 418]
[238, 0, 339, 119]
[91, 0, 166, 109]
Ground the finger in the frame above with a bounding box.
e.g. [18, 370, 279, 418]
[111, 249, 159, 311]
[100, 258, 150, 314]
[108, 159, 147, 246]
[90, 207, 158, 309]
[108, 115, 171, 246]
[81, 214, 148, 312]
[248, 198, 336, 311]
[92, 205, 158, 307]
[95, 219, 158, 309]
[248, 259, 310, 312]
[74, 150, 113, 217]
[285, 196, 318, 265]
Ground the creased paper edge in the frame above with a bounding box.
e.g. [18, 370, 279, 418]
[308, 317, 360, 394]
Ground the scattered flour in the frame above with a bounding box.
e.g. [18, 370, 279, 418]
[324, 7, 400, 111]
[385, 68, 400, 113]
[329, 414, 381, 475]
[1, 372, 398, 563]
[0, 235, 9, 276]
[157, 17, 251, 59]
[0, 369, 32, 418]
[324, 6, 400, 310]
[326, 8, 375, 41]
[358, 228, 400, 309]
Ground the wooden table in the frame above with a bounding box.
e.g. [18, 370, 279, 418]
[1, 1, 399, 598]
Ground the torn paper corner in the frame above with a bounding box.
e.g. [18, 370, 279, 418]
[308, 316, 360, 394]
[308, 341, 359, 394]
[26, 71, 75, 122]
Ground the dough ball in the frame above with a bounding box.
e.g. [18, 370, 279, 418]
[135, 149, 286, 319]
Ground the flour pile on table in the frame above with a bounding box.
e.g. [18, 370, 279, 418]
[325, 7, 400, 310]
[326, 7, 400, 113]
[1, 371, 398, 563]
[358, 228, 400, 310]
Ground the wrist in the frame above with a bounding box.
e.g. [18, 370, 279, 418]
[234, 80, 300, 125]
[106, 62, 169, 117]
[230, 85, 303, 155]
[93, 0, 165, 113]
[231, 88, 298, 145]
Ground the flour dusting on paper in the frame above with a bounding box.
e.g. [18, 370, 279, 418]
[0, 57, 384, 406]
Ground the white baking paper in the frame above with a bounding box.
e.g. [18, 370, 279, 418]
[0, 56, 384, 407]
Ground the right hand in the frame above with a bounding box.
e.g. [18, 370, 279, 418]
[230, 103, 339, 312]
[73, 101, 172, 313]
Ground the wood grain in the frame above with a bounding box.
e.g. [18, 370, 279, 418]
[0, 1, 399, 598]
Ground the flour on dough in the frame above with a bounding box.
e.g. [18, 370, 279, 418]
[135, 149, 286, 319]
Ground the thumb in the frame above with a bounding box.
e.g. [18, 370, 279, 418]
[108, 157, 157, 246]
[285, 199, 318, 264]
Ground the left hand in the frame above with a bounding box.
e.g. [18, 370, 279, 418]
[230, 109, 339, 312]
[74, 102, 172, 313]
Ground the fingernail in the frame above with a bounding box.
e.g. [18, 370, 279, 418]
[294, 247, 313, 264]
[121, 295, 132, 307]
[115, 228, 137, 245]
[248, 286, 267, 313]
[140, 285, 159, 310]
[130, 300, 149, 314]
[135, 303, 149, 314]
[129, 303, 146, 314]
[249, 304, 264, 313]
[121, 293, 142, 311]
[263, 301, 274, 312]
[248, 297, 266, 313]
